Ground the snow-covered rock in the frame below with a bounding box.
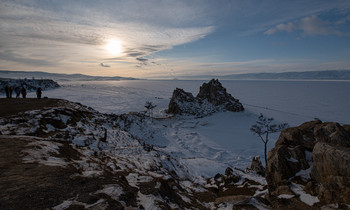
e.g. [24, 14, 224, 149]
[167, 79, 244, 117]
[247, 156, 265, 176]
[311, 122, 350, 204]
[197, 79, 244, 112]
[266, 120, 350, 205]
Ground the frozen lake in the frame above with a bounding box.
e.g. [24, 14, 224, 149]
[13, 79, 350, 171]
[31, 79, 350, 126]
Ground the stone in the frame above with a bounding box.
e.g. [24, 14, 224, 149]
[266, 119, 350, 204]
[167, 79, 244, 116]
[313, 122, 350, 147]
[271, 185, 294, 197]
[311, 141, 350, 203]
[266, 120, 318, 193]
[197, 79, 244, 112]
[167, 88, 196, 115]
[249, 156, 265, 176]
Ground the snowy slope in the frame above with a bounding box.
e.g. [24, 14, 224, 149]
[0, 100, 271, 209]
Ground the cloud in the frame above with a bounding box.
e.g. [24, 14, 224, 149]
[0, 0, 215, 71]
[264, 15, 346, 36]
[136, 58, 148, 62]
[100, 63, 110, 67]
[0, 49, 57, 66]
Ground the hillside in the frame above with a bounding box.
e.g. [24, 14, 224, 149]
[1, 97, 348, 209]
[0, 98, 270, 209]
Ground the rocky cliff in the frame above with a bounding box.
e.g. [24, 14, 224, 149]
[167, 79, 244, 116]
[266, 120, 350, 206]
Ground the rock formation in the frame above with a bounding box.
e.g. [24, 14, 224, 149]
[247, 156, 265, 176]
[197, 79, 244, 112]
[266, 120, 350, 204]
[311, 122, 350, 204]
[167, 79, 244, 116]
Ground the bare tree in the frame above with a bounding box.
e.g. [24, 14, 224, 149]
[144, 101, 157, 120]
[250, 113, 288, 167]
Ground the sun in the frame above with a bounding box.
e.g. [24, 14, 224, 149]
[105, 39, 122, 56]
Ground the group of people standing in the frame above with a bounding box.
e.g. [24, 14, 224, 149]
[4, 86, 42, 99]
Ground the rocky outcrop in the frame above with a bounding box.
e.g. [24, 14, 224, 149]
[311, 122, 350, 204]
[196, 79, 244, 112]
[266, 120, 350, 204]
[167, 79, 243, 116]
[247, 156, 265, 176]
[167, 88, 201, 115]
[266, 120, 320, 193]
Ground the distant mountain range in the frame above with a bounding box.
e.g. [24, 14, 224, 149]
[2, 70, 350, 81]
[176, 70, 350, 80]
[219, 70, 350, 80]
[0, 70, 138, 81]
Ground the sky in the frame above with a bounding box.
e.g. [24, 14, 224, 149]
[1, 0, 350, 79]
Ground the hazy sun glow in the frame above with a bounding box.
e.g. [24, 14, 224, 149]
[105, 39, 122, 56]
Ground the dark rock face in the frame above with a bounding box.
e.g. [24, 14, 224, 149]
[311, 122, 350, 204]
[197, 79, 244, 112]
[167, 79, 244, 116]
[167, 88, 197, 115]
[248, 156, 265, 176]
[266, 120, 350, 204]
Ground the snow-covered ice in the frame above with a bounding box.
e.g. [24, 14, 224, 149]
[21, 79, 350, 172]
[26, 79, 350, 125]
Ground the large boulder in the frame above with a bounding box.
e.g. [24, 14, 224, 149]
[167, 79, 243, 116]
[266, 120, 350, 204]
[311, 123, 350, 204]
[266, 120, 321, 193]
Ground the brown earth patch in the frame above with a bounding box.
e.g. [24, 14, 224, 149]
[0, 135, 137, 209]
[0, 98, 69, 118]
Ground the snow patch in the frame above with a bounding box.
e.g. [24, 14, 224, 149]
[95, 184, 124, 200]
[278, 194, 295, 199]
[290, 183, 319, 206]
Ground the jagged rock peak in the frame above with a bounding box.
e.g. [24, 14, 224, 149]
[167, 79, 244, 116]
[167, 88, 196, 115]
[197, 79, 244, 112]
[248, 156, 265, 176]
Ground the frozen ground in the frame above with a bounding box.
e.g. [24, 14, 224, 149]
[20, 79, 350, 170]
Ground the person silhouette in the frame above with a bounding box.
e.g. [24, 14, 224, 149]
[36, 87, 42, 99]
[21, 87, 27, 98]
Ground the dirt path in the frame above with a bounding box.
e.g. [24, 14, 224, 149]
[0, 98, 68, 118]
